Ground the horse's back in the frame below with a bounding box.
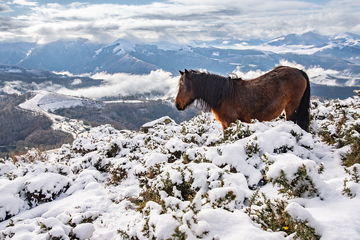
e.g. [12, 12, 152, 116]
[261, 66, 307, 93]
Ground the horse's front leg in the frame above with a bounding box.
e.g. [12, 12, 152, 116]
[221, 121, 230, 129]
[211, 109, 231, 129]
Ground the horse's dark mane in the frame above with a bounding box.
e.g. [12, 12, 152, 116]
[188, 70, 238, 111]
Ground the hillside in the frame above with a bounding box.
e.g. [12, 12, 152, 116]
[54, 100, 199, 130]
[0, 92, 197, 156]
[0, 94, 74, 157]
[0, 92, 359, 239]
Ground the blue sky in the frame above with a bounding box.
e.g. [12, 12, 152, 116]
[0, 0, 359, 43]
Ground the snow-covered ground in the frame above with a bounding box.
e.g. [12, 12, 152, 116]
[0, 92, 359, 239]
[19, 91, 90, 138]
[19, 91, 84, 113]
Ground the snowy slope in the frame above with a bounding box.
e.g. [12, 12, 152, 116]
[0, 93, 360, 240]
[19, 91, 84, 112]
[18, 91, 92, 138]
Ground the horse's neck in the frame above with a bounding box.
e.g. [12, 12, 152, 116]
[195, 75, 235, 108]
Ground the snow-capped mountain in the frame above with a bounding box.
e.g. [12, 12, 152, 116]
[266, 32, 330, 47]
[90, 42, 158, 74]
[18, 39, 102, 74]
[0, 32, 359, 76]
[0, 42, 36, 66]
[262, 32, 360, 65]
[0, 92, 359, 239]
[5, 39, 157, 74]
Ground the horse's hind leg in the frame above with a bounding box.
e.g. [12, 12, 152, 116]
[285, 101, 299, 123]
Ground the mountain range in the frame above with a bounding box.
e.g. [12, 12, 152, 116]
[0, 32, 359, 76]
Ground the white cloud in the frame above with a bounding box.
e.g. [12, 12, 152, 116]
[12, 0, 38, 6]
[0, 0, 359, 43]
[0, 3, 12, 12]
[70, 78, 82, 86]
[57, 70, 180, 99]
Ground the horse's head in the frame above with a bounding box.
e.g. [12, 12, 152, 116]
[175, 69, 196, 111]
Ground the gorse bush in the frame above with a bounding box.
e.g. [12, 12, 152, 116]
[246, 192, 320, 240]
[342, 165, 360, 198]
[270, 166, 319, 199]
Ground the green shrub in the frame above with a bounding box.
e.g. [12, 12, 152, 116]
[269, 165, 319, 198]
[246, 192, 320, 240]
[342, 166, 360, 198]
[342, 135, 360, 167]
[245, 141, 260, 158]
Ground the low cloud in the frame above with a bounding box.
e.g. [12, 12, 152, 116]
[57, 60, 360, 101]
[57, 70, 180, 99]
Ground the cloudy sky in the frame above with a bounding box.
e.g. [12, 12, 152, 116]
[0, 0, 359, 44]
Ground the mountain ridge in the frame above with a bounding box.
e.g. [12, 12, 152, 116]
[0, 32, 359, 75]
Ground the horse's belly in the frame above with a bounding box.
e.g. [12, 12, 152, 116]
[254, 99, 287, 121]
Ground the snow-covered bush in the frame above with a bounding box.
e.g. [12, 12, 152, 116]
[11, 148, 48, 163]
[23, 172, 70, 207]
[245, 192, 320, 240]
[311, 93, 360, 167]
[266, 154, 322, 198]
[342, 164, 360, 198]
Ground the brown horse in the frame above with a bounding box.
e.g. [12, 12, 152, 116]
[175, 66, 310, 131]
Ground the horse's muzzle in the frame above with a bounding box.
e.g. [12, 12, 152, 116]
[176, 103, 184, 111]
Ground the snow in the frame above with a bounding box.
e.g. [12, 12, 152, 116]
[19, 90, 84, 112]
[144, 152, 169, 167]
[197, 209, 285, 240]
[73, 223, 95, 240]
[18, 90, 90, 137]
[141, 115, 175, 128]
[227, 42, 332, 55]
[286, 202, 323, 235]
[0, 195, 26, 221]
[266, 154, 317, 180]
[24, 172, 69, 200]
[0, 93, 360, 239]
[5, 68, 22, 73]
[148, 213, 179, 239]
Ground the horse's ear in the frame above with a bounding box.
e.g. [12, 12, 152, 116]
[185, 69, 189, 74]
[179, 70, 184, 75]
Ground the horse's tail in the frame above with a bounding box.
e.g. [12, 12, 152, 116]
[296, 70, 311, 131]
